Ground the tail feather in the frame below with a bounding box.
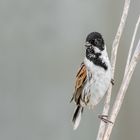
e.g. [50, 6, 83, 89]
[72, 106, 84, 130]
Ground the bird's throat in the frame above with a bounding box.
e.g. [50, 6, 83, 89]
[86, 49, 108, 71]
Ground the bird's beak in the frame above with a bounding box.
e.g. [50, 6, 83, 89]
[85, 42, 91, 48]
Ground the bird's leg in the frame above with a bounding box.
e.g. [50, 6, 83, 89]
[98, 115, 113, 124]
[111, 78, 115, 85]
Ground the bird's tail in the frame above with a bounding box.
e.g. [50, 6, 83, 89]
[72, 106, 84, 130]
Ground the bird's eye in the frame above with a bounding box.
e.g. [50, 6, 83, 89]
[94, 39, 99, 46]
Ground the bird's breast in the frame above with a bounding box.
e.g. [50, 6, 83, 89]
[84, 57, 111, 107]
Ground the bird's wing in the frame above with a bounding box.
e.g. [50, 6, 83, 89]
[71, 63, 87, 104]
[75, 63, 87, 90]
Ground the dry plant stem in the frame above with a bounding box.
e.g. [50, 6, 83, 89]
[124, 15, 140, 77]
[103, 40, 140, 140]
[111, 0, 130, 76]
[96, 0, 130, 139]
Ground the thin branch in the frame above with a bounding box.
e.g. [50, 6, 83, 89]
[103, 40, 140, 140]
[96, 0, 130, 139]
[124, 15, 140, 77]
[111, 0, 130, 76]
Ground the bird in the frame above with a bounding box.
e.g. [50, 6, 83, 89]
[71, 32, 113, 130]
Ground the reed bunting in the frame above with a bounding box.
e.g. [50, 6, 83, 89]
[71, 32, 113, 130]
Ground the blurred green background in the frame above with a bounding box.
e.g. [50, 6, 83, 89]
[0, 0, 140, 140]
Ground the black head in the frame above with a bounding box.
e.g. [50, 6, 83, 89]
[85, 32, 104, 51]
[85, 32, 108, 70]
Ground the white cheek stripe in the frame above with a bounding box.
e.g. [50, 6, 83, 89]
[94, 46, 101, 53]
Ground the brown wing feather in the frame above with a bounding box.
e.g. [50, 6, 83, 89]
[71, 63, 87, 104]
[75, 63, 87, 90]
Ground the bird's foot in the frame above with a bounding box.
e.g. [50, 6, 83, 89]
[111, 79, 115, 85]
[98, 115, 113, 124]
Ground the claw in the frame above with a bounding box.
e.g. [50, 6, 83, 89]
[111, 79, 115, 85]
[98, 115, 113, 124]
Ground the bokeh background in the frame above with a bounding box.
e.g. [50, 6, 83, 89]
[0, 0, 140, 140]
